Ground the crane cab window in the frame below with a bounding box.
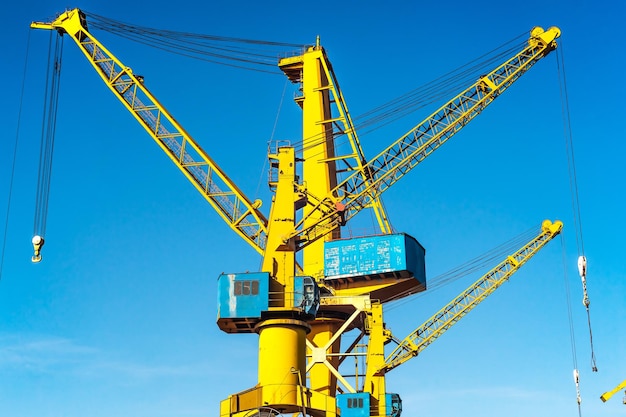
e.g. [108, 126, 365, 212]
[234, 280, 259, 296]
[347, 398, 364, 408]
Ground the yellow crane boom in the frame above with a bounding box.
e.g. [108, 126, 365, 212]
[601, 379, 626, 403]
[291, 27, 560, 249]
[31, 9, 269, 255]
[378, 219, 563, 374]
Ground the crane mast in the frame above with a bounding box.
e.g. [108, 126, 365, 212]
[30, 9, 563, 417]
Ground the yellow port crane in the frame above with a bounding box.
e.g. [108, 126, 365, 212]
[31, 9, 562, 417]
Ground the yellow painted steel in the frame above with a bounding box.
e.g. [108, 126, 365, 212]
[31, 12, 565, 417]
[299, 45, 340, 278]
[279, 43, 392, 279]
[306, 320, 343, 397]
[314, 54, 393, 236]
[363, 302, 389, 415]
[289, 27, 562, 249]
[31, 9, 269, 255]
[601, 379, 626, 403]
[261, 146, 298, 297]
[257, 319, 309, 405]
[253, 146, 309, 411]
[277, 40, 407, 402]
[279, 44, 347, 401]
[377, 220, 563, 375]
[276, 28, 560, 413]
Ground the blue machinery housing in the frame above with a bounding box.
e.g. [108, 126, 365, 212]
[216, 233, 424, 416]
[324, 233, 425, 281]
[217, 272, 320, 333]
[217, 233, 425, 333]
[337, 393, 402, 417]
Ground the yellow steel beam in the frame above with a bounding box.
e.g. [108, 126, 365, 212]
[31, 9, 269, 255]
[291, 27, 561, 249]
[378, 220, 563, 374]
[601, 379, 626, 402]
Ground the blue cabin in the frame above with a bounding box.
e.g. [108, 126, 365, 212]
[323, 233, 426, 303]
[217, 272, 320, 333]
[324, 233, 425, 280]
[337, 393, 370, 417]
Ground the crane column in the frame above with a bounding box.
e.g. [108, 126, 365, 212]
[279, 40, 344, 401]
[257, 146, 308, 407]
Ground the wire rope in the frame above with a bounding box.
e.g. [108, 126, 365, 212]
[557, 46, 585, 256]
[78, 12, 528, 187]
[86, 11, 305, 48]
[556, 44, 597, 373]
[32, 31, 64, 263]
[561, 235, 583, 417]
[84, 11, 307, 74]
[386, 224, 540, 311]
[0, 31, 33, 281]
[351, 40, 526, 138]
[255, 79, 290, 201]
[288, 35, 527, 162]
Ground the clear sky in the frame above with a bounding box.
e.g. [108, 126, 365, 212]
[1, 1, 624, 417]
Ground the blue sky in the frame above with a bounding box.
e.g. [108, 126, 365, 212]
[1, 1, 624, 417]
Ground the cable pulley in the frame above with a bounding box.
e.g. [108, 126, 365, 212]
[577, 255, 589, 308]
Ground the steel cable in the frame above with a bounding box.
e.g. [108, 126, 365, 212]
[1, 31, 33, 280]
[33, 32, 63, 240]
[290, 35, 527, 160]
[84, 11, 307, 73]
[557, 44, 597, 374]
[386, 224, 540, 310]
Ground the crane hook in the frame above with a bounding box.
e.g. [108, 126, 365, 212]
[32, 235, 45, 263]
